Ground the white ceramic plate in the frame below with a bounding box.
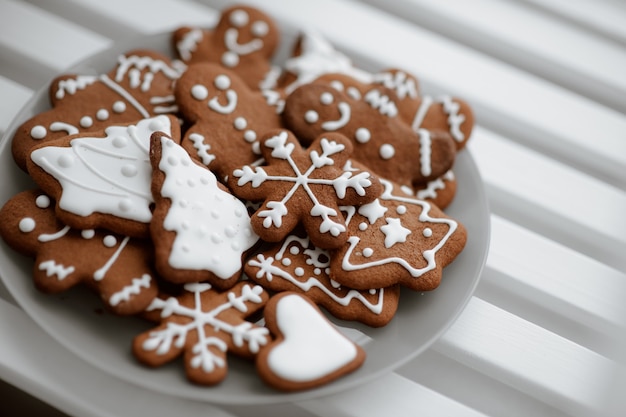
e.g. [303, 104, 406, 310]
[0, 32, 489, 405]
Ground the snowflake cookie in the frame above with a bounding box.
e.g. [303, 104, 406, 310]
[245, 230, 400, 327]
[228, 129, 383, 249]
[282, 82, 457, 191]
[149, 132, 259, 289]
[174, 62, 283, 179]
[26, 115, 180, 238]
[330, 179, 467, 291]
[0, 189, 158, 315]
[133, 282, 269, 385]
[172, 5, 279, 90]
[256, 292, 366, 391]
[12, 49, 183, 171]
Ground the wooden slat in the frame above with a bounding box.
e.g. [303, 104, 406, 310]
[0, 76, 32, 136]
[0, 0, 111, 88]
[361, 0, 626, 113]
[25, 0, 219, 40]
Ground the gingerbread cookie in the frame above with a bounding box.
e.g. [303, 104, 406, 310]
[149, 132, 259, 289]
[12, 49, 182, 171]
[0, 189, 158, 315]
[245, 230, 400, 327]
[330, 179, 467, 291]
[256, 292, 366, 391]
[26, 115, 180, 238]
[282, 83, 457, 190]
[133, 282, 269, 385]
[174, 62, 283, 179]
[172, 5, 279, 90]
[228, 129, 383, 249]
[413, 170, 457, 210]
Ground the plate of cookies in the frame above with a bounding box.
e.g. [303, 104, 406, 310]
[0, 4, 489, 404]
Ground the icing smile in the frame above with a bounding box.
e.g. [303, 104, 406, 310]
[321, 102, 351, 131]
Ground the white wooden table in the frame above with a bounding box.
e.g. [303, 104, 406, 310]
[1, 0, 625, 416]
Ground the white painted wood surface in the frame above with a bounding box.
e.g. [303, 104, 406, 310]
[0, 0, 624, 416]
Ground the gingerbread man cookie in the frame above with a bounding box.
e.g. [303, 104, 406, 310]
[149, 132, 259, 290]
[0, 189, 158, 315]
[133, 282, 269, 385]
[245, 230, 400, 327]
[172, 5, 279, 90]
[282, 83, 457, 190]
[330, 179, 467, 291]
[12, 49, 183, 171]
[174, 62, 283, 179]
[228, 129, 383, 249]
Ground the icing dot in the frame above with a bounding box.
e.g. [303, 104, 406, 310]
[187, 178, 196, 187]
[355, 127, 371, 143]
[396, 205, 407, 214]
[167, 155, 178, 166]
[230, 9, 249, 27]
[57, 154, 75, 168]
[330, 279, 341, 289]
[80, 116, 93, 128]
[243, 130, 256, 143]
[325, 268, 331, 275]
[35, 195, 50, 209]
[149, 119, 165, 131]
[251, 141, 261, 155]
[191, 84, 208, 101]
[379, 144, 395, 160]
[234, 117, 247, 130]
[121, 164, 137, 177]
[346, 87, 361, 100]
[294, 267, 305, 277]
[401, 185, 413, 195]
[423, 228, 433, 237]
[313, 268, 321, 275]
[198, 225, 208, 236]
[181, 221, 189, 230]
[103, 235, 117, 247]
[231, 242, 240, 251]
[18, 218, 35, 233]
[81, 229, 95, 239]
[363, 247, 374, 257]
[369, 289, 377, 295]
[234, 208, 243, 217]
[112, 101, 126, 113]
[289, 246, 300, 255]
[96, 109, 109, 121]
[118, 198, 133, 212]
[359, 222, 368, 231]
[181, 244, 190, 253]
[281, 258, 291, 266]
[304, 110, 319, 123]
[112, 136, 128, 148]
[222, 51, 239, 67]
[210, 210, 220, 219]
[320, 92, 334, 105]
[214, 75, 231, 90]
[30, 125, 47, 139]
[252, 20, 269, 37]
[224, 226, 237, 237]
[210, 233, 223, 244]
[179, 199, 189, 208]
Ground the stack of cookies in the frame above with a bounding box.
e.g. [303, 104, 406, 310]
[0, 4, 471, 391]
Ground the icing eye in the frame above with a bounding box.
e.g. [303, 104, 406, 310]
[355, 127, 371, 143]
[230, 9, 249, 27]
[379, 144, 395, 160]
[251, 20, 269, 37]
[191, 84, 209, 100]
[222, 51, 239, 68]
[30, 125, 47, 139]
[103, 235, 117, 247]
[320, 92, 334, 105]
[35, 195, 51, 209]
[305, 110, 319, 123]
[18, 218, 36, 233]
[214, 75, 231, 90]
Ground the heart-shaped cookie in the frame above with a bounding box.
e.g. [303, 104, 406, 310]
[256, 292, 366, 391]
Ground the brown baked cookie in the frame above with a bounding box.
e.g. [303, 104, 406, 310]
[0, 189, 158, 315]
[12, 49, 182, 171]
[330, 179, 467, 291]
[133, 282, 270, 385]
[149, 132, 259, 290]
[26, 115, 180, 238]
[245, 230, 400, 327]
[413, 170, 457, 210]
[172, 5, 279, 90]
[174, 62, 283, 180]
[282, 83, 457, 190]
[228, 129, 383, 249]
[256, 292, 366, 391]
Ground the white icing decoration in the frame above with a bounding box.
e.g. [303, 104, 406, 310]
[114, 55, 181, 92]
[187, 132, 215, 166]
[416, 170, 455, 200]
[294, 267, 305, 277]
[379, 144, 395, 160]
[157, 137, 258, 278]
[423, 228, 433, 237]
[81, 229, 95, 239]
[354, 127, 370, 144]
[142, 284, 269, 372]
[112, 101, 126, 113]
[214, 75, 231, 90]
[411, 96, 433, 132]
[358, 222, 368, 231]
[150, 95, 178, 114]
[55, 75, 98, 99]
[103, 235, 117, 247]
[320, 92, 334, 105]
[30, 116, 172, 223]
[93, 236, 130, 281]
[19, 218, 35, 233]
[80, 116, 93, 128]
[373, 71, 418, 100]
[251, 20, 269, 37]
[109, 274, 151, 306]
[38, 225, 70, 242]
[439, 96, 466, 142]
[208, 77, 237, 114]
[96, 109, 109, 121]
[243, 130, 256, 143]
[176, 28, 203, 61]
[364, 89, 398, 117]
[230, 9, 249, 27]
[304, 110, 319, 123]
[362, 247, 374, 257]
[418, 129, 432, 177]
[357, 199, 387, 224]
[233, 131, 374, 236]
[30, 125, 47, 139]
[266, 294, 358, 382]
[50, 122, 78, 135]
[191, 84, 208, 101]
[222, 51, 239, 67]
[35, 195, 51, 209]
[380, 217, 411, 248]
[321, 101, 351, 131]
[234, 117, 247, 130]
[38, 260, 75, 280]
